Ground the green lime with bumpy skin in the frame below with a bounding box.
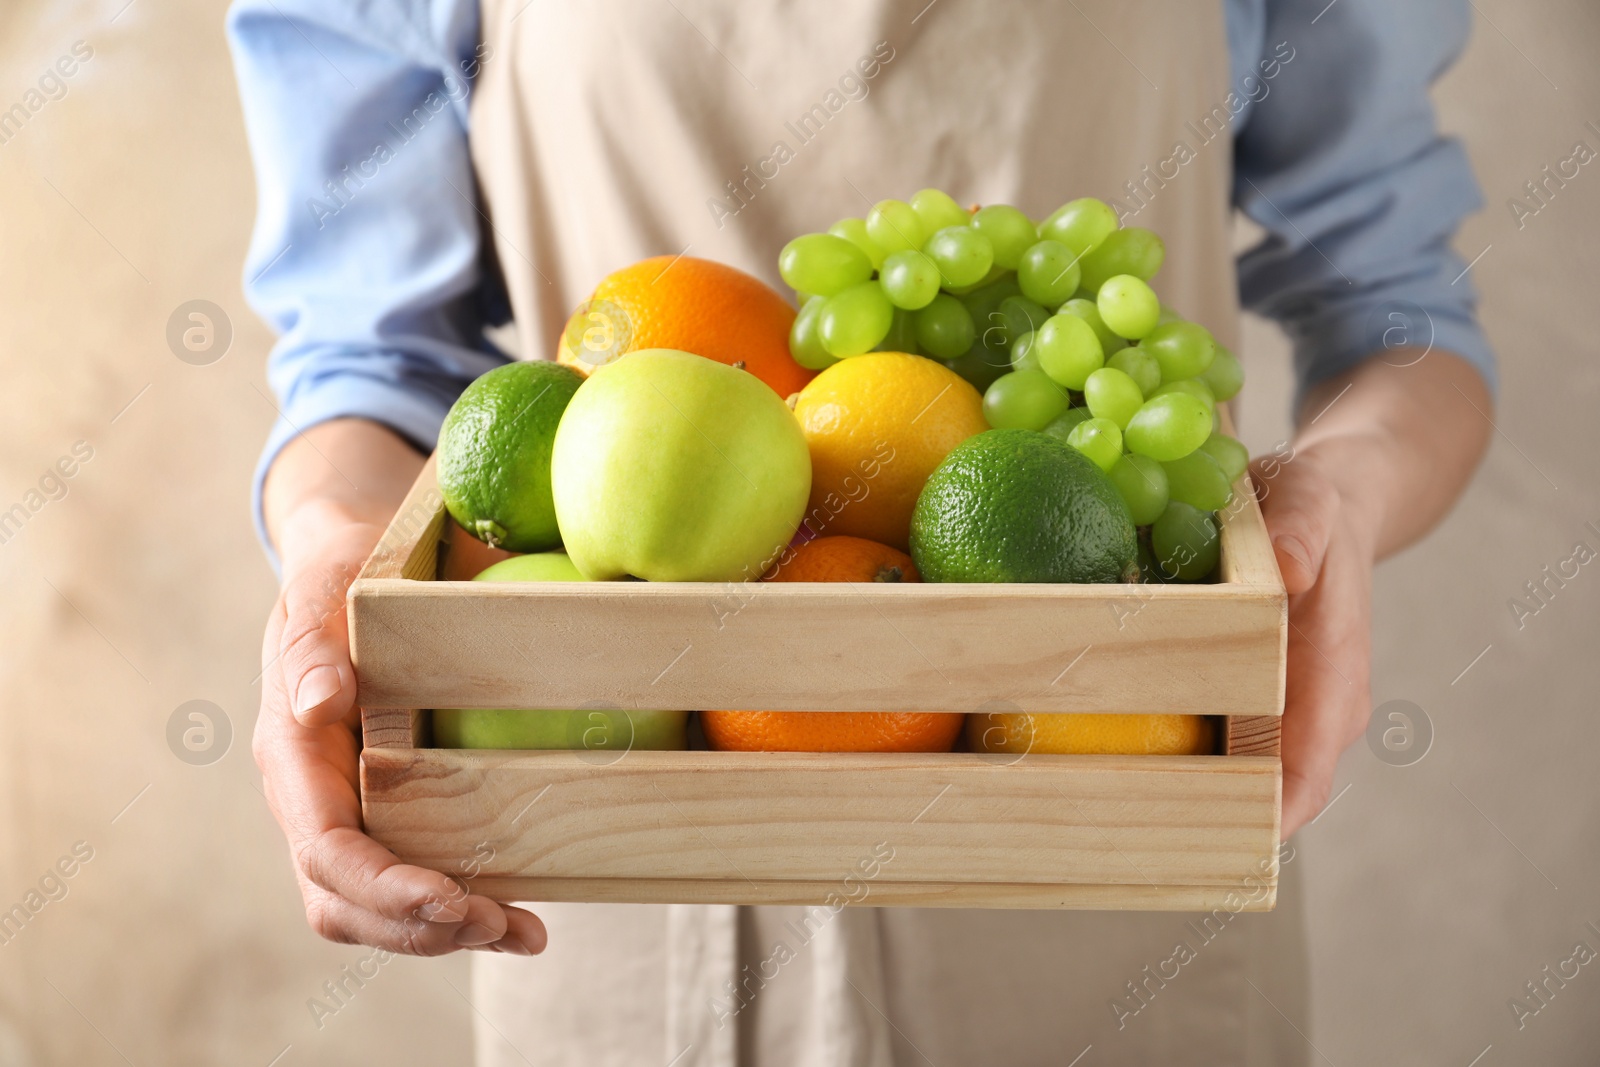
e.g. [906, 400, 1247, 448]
[437, 361, 585, 551]
[910, 429, 1137, 583]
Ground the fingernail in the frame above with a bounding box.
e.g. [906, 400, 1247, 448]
[496, 936, 534, 956]
[1274, 535, 1310, 574]
[416, 900, 466, 923]
[295, 665, 342, 716]
[453, 922, 499, 947]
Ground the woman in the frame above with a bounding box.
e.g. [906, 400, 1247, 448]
[229, 1, 1493, 1062]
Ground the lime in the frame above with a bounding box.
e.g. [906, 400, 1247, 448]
[437, 361, 585, 551]
[909, 429, 1137, 583]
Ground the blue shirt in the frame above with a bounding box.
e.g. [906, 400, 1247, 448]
[227, 0, 1497, 560]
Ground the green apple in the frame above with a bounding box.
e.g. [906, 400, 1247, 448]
[473, 551, 584, 582]
[550, 349, 811, 581]
[432, 706, 689, 751]
[433, 551, 688, 750]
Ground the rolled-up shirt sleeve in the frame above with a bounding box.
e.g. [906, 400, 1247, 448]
[1229, 0, 1497, 404]
[226, 0, 506, 564]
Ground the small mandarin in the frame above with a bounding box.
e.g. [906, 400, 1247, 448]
[703, 534, 961, 753]
[766, 535, 919, 583]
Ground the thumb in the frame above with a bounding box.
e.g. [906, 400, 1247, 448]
[277, 532, 374, 727]
[1249, 453, 1339, 596]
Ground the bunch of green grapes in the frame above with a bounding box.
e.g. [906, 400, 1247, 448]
[777, 191, 1247, 583]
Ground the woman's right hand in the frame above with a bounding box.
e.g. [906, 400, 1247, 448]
[256, 420, 547, 956]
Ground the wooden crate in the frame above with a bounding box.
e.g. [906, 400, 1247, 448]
[351, 441, 1286, 912]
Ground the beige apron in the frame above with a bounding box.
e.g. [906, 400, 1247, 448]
[466, 1, 1308, 1063]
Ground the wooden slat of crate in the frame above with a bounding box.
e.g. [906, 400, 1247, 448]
[351, 580, 1282, 715]
[360, 746, 1280, 910]
[348, 448, 1287, 718]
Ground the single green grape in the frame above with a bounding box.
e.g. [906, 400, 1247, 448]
[1017, 239, 1082, 307]
[1066, 417, 1123, 473]
[1143, 321, 1216, 382]
[1078, 227, 1165, 293]
[1162, 449, 1233, 511]
[1010, 330, 1040, 372]
[827, 218, 886, 270]
[914, 294, 977, 360]
[1152, 501, 1220, 581]
[1039, 197, 1119, 258]
[778, 233, 873, 296]
[818, 280, 894, 357]
[983, 368, 1071, 431]
[909, 188, 971, 234]
[971, 205, 1038, 271]
[875, 307, 919, 354]
[1107, 346, 1161, 395]
[1152, 378, 1216, 419]
[879, 250, 941, 310]
[1198, 433, 1250, 483]
[1058, 298, 1126, 356]
[1033, 312, 1104, 390]
[1107, 455, 1169, 525]
[1041, 406, 1093, 443]
[1083, 366, 1145, 429]
[993, 294, 1050, 350]
[1124, 393, 1213, 462]
[789, 296, 838, 371]
[1198, 344, 1244, 401]
[866, 199, 929, 256]
[924, 226, 995, 289]
[1096, 274, 1161, 340]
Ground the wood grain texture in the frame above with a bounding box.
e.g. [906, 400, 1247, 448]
[356, 454, 445, 583]
[360, 748, 1280, 909]
[361, 708, 426, 750]
[460, 877, 1276, 911]
[349, 450, 1287, 717]
[351, 581, 1283, 715]
[1214, 409, 1282, 589]
[1224, 716, 1282, 757]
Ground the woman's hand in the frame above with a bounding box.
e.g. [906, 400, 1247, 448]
[256, 420, 547, 955]
[1253, 352, 1491, 838]
[1253, 441, 1377, 836]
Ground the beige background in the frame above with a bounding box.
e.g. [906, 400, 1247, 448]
[0, 0, 1595, 1063]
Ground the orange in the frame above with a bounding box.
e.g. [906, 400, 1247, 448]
[792, 352, 986, 551]
[766, 535, 919, 583]
[557, 255, 813, 397]
[702, 710, 964, 753]
[966, 712, 1215, 756]
[703, 534, 961, 753]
